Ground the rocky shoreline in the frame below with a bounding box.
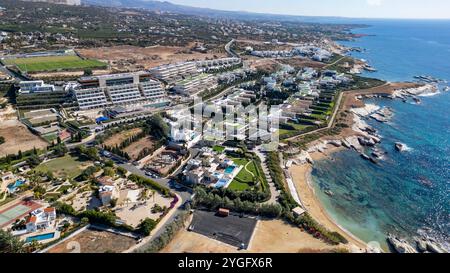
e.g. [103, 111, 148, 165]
[286, 82, 449, 253]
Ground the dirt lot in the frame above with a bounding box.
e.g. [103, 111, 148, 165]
[47, 228, 137, 253]
[162, 219, 343, 253]
[123, 136, 156, 161]
[103, 128, 143, 147]
[277, 57, 326, 69]
[114, 190, 171, 228]
[78, 44, 227, 71]
[0, 111, 48, 157]
[245, 58, 281, 74]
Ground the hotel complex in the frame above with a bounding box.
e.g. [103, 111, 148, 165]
[19, 80, 56, 94]
[173, 74, 218, 96]
[73, 72, 167, 110]
[148, 62, 198, 83]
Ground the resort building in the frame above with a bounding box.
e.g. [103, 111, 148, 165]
[196, 57, 241, 71]
[73, 71, 167, 110]
[149, 62, 198, 83]
[25, 207, 57, 233]
[73, 87, 109, 110]
[183, 148, 242, 188]
[173, 74, 218, 96]
[19, 80, 55, 94]
[97, 176, 119, 206]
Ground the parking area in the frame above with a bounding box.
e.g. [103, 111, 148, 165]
[190, 210, 257, 249]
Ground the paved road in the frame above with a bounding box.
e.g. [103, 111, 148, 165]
[0, 64, 30, 81]
[254, 147, 280, 205]
[225, 39, 238, 58]
[323, 56, 346, 69]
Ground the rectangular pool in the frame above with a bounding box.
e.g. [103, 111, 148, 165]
[26, 232, 55, 243]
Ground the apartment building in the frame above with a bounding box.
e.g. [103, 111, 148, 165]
[73, 71, 166, 110]
[19, 80, 55, 94]
[196, 57, 241, 71]
[149, 62, 198, 83]
[173, 74, 218, 96]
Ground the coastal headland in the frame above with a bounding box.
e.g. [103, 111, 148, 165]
[286, 81, 424, 252]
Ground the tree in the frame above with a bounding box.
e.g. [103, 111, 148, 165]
[103, 167, 115, 177]
[26, 154, 42, 168]
[117, 167, 128, 177]
[0, 229, 25, 253]
[33, 186, 46, 199]
[147, 114, 170, 139]
[83, 68, 93, 76]
[51, 144, 67, 157]
[138, 218, 157, 236]
[151, 189, 156, 203]
[81, 217, 89, 225]
[104, 160, 114, 168]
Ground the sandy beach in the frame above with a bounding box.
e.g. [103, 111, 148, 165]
[289, 161, 367, 252]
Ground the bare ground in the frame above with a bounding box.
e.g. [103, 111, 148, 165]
[0, 118, 48, 157]
[161, 219, 344, 253]
[47, 228, 136, 253]
[122, 136, 156, 161]
[103, 128, 142, 147]
[78, 44, 227, 71]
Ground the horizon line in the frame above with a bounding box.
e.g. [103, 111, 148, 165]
[157, 0, 450, 21]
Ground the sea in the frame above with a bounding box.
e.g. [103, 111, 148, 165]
[309, 19, 450, 251]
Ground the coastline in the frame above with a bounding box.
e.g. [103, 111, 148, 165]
[290, 149, 370, 252]
[287, 81, 427, 252]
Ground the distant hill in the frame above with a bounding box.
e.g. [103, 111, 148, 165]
[82, 0, 348, 23]
[21, 0, 81, 5]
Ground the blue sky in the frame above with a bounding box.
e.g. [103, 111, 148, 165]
[165, 0, 450, 19]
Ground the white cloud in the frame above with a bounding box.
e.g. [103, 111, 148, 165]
[367, 0, 383, 6]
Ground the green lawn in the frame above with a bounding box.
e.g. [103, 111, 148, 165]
[228, 158, 259, 191]
[3, 55, 106, 73]
[212, 145, 225, 153]
[228, 180, 253, 191]
[279, 123, 313, 138]
[35, 155, 92, 180]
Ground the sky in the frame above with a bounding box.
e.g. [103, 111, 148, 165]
[164, 0, 450, 19]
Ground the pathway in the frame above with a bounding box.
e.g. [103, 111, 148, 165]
[254, 148, 279, 205]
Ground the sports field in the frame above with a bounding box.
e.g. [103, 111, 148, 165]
[2, 55, 106, 73]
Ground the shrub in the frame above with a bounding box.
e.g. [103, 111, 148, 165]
[138, 218, 158, 236]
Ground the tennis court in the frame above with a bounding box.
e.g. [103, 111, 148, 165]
[0, 201, 40, 228]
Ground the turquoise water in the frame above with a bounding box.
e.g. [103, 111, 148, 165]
[7, 179, 25, 192]
[25, 232, 55, 243]
[310, 19, 450, 251]
[225, 165, 236, 175]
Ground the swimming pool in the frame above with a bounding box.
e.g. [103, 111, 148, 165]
[7, 179, 25, 192]
[214, 179, 229, 189]
[25, 232, 55, 243]
[224, 166, 236, 175]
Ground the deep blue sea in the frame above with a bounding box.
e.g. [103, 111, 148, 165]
[310, 19, 450, 251]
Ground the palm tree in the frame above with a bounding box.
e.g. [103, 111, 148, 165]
[0, 230, 25, 253]
[140, 188, 149, 201]
[151, 189, 156, 203]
